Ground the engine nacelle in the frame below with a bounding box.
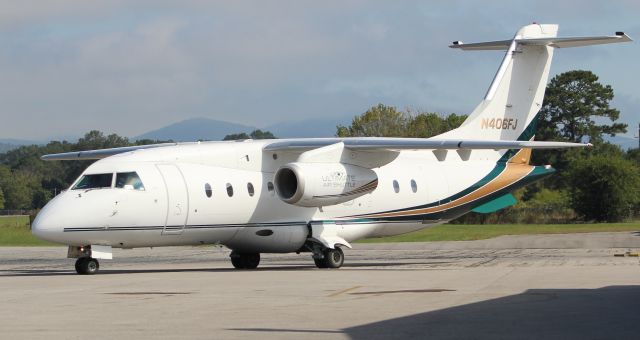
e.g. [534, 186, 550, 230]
[273, 162, 378, 207]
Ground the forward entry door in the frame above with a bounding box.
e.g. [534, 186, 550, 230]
[156, 164, 189, 235]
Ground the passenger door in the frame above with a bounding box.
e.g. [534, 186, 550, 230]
[156, 164, 189, 235]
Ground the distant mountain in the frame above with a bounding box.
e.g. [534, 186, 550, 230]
[134, 116, 350, 142]
[0, 138, 41, 153]
[603, 134, 638, 150]
[0, 138, 40, 145]
[135, 118, 256, 142]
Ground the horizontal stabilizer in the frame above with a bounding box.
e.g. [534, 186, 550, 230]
[450, 32, 632, 50]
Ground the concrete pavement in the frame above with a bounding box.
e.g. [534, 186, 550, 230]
[0, 232, 639, 339]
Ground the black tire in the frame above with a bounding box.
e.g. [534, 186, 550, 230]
[243, 253, 260, 269]
[230, 251, 260, 269]
[323, 247, 344, 269]
[75, 257, 99, 275]
[230, 252, 244, 269]
[314, 257, 328, 269]
[74, 257, 84, 273]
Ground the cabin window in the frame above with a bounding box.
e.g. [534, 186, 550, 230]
[267, 181, 275, 194]
[72, 173, 113, 190]
[393, 180, 400, 193]
[205, 183, 212, 198]
[247, 183, 255, 197]
[115, 172, 145, 190]
[226, 183, 234, 197]
[411, 179, 418, 193]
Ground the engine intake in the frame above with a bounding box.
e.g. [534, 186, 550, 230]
[274, 162, 378, 207]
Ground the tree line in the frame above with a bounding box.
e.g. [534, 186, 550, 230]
[0, 70, 638, 222]
[0, 130, 275, 211]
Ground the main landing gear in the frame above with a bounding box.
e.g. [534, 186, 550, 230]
[75, 257, 100, 275]
[230, 251, 261, 269]
[312, 246, 345, 269]
[313, 247, 344, 269]
[228, 247, 345, 269]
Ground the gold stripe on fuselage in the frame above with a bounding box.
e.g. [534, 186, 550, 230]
[356, 149, 534, 219]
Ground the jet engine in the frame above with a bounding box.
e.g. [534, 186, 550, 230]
[273, 162, 378, 207]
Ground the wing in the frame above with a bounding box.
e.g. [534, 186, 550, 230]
[263, 137, 590, 152]
[40, 142, 178, 161]
[40, 138, 590, 162]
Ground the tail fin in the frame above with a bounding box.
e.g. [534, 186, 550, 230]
[437, 24, 631, 142]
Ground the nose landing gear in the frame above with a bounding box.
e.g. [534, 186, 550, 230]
[68, 245, 110, 275]
[75, 257, 100, 275]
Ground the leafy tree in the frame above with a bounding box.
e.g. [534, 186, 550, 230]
[223, 130, 276, 140]
[77, 130, 129, 150]
[565, 154, 640, 222]
[532, 70, 628, 191]
[337, 104, 466, 138]
[0, 170, 38, 210]
[223, 133, 250, 140]
[31, 187, 53, 209]
[0, 187, 4, 210]
[249, 129, 276, 139]
[406, 112, 467, 138]
[337, 104, 407, 137]
[627, 148, 640, 166]
[537, 70, 627, 144]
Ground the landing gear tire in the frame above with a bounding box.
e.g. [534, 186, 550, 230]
[230, 251, 260, 269]
[314, 247, 344, 269]
[314, 258, 328, 268]
[75, 257, 99, 275]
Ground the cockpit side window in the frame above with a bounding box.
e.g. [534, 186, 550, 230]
[72, 173, 113, 190]
[115, 172, 145, 191]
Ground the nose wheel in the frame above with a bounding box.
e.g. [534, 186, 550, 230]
[75, 257, 100, 275]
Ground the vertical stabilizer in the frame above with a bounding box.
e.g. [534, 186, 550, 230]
[437, 24, 558, 142]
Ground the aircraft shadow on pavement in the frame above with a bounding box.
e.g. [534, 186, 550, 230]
[229, 286, 640, 340]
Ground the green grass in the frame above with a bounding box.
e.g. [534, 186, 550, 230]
[359, 222, 640, 243]
[0, 215, 58, 246]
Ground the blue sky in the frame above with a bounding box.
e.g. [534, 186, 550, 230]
[0, 1, 638, 140]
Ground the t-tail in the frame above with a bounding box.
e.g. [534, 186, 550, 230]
[436, 24, 631, 144]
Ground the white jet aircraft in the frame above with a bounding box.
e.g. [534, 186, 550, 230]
[32, 24, 631, 274]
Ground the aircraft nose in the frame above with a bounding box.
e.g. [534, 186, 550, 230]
[31, 197, 65, 243]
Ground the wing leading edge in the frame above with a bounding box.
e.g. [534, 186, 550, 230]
[40, 143, 178, 161]
[263, 138, 590, 152]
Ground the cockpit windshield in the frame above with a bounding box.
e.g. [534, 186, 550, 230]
[72, 173, 113, 190]
[115, 172, 145, 190]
